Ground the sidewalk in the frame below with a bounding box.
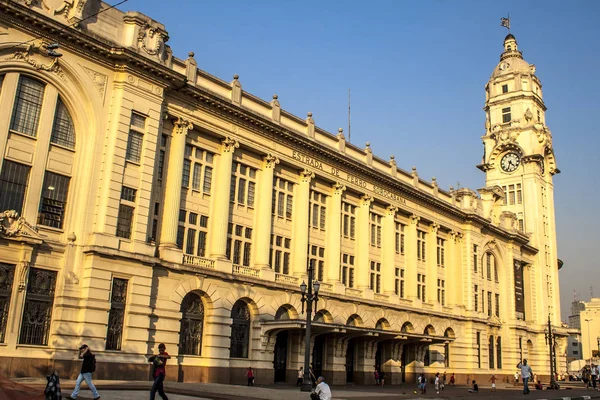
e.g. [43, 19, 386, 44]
[9, 377, 600, 400]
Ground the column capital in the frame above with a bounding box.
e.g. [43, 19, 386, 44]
[360, 195, 373, 207]
[386, 205, 398, 216]
[299, 168, 315, 183]
[450, 230, 463, 242]
[173, 117, 193, 134]
[332, 182, 346, 196]
[429, 223, 440, 234]
[410, 214, 420, 225]
[263, 153, 280, 169]
[222, 136, 239, 153]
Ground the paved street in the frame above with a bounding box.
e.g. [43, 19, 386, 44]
[70, 391, 212, 400]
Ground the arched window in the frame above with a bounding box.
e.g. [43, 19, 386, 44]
[51, 97, 76, 148]
[275, 306, 290, 321]
[179, 292, 204, 355]
[230, 300, 250, 358]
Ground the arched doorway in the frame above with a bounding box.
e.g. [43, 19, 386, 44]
[179, 292, 204, 355]
[346, 338, 356, 383]
[375, 342, 383, 372]
[230, 300, 250, 358]
[274, 331, 288, 382]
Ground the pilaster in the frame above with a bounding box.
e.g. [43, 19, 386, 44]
[253, 154, 278, 277]
[325, 182, 345, 293]
[382, 206, 397, 296]
[405, 214, 419, 300]
[446, 230, 462, 307]
[208, 137, 239, 259]
[426, 223, 439, 304]
[356, 195, 373, 298]
[291, 169, 313, 276]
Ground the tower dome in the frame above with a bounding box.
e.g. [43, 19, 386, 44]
[490, 34, 534, 79]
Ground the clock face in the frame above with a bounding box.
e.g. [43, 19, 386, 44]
[500, 152, 520, 173]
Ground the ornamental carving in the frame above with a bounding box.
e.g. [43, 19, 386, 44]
[221, 137, 239, 153]
[333, 182, 346, 196]
[299, 168, 315, 183]
[22, 0, 88, 25]
[173, 117, 193, 135]
[81, 65, 107, 98]
[9, 43, 65, 79]
[263, 154, 279, 169]
[138, 22, 169, 58]
[1, 210, 32, 237]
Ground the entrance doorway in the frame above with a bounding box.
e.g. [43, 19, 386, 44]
[274, 331, 288, 382]
[375, 342, 382, 371]
[401, 344, 408, 383]
[312, 335, 324, 379]
[345, 338, 356, 383]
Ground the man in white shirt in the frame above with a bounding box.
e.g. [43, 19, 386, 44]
[310, 376, 332, 400]
[517, 359, 533, 394]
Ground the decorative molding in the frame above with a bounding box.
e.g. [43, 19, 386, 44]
[81, 65, 107, 98]
[0, 210, 42, 241]
[173, 117, 193, 135]
[8, 42, 65, 80]
[221, 136, 239, 153]
[360, 195, 373, 207]
[386, 205, 398, 217]
[18, 261, 29, 291]
[332, 182, 346, 196]
[410, 214, 420, 225]
[299, 168, 315, 183]
[263, 154, 279, 169]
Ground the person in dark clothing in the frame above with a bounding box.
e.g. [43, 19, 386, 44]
[69, 344, 100, 400]
[468, 380, 479, 393]
[148, 343, 171, 400]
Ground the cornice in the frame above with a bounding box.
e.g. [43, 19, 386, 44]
[485, 93, 547, 112]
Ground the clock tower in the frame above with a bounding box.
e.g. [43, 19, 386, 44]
[478, 33, 561, 324]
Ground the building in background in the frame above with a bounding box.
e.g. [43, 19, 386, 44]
[580, 298, 600, 364]
[0, 0, 565, 385]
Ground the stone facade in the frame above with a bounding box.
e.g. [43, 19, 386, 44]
[0, 1, 566, 385]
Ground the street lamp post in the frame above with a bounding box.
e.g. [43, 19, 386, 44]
[545, 314, 559, 390]
[299, 259, 320, 392]
[585, 319, 593, 368]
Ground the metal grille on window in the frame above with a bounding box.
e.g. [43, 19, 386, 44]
[0, 160, 31, 215]
[179, 292, 204, 355]
[10, 76, 45, 137]
[116, 204, 134, 239]
[38, 172, 70, 229]
[0, 263, 15, 343]
[50, 97, 76, 148]
[19, 268, 57, 345]
[230, 300, 250, 358]
[125, 131, 143, 163]
[106, 278, 128, 350]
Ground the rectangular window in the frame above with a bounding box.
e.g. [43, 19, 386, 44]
[106, 278, 128, 351]
[203, 166, 213, 194]
[417, 231, 426, 261]
[157, 150, 165, 179]
[436, 238, 445, 267]
[19, 268, 57, 345]
[395, 223, 405, 254]
[272, 178, 294, 220]
[231, 162, 257, 207]
[10, 76, 45, 137]
[309, 191, 327, 230]
[394, 268, 405, 298]
[178, 209, 209, 256]
[488, 335, 495, 369]
[116, 204, 134, 239]
[0, 263, 15, 343]
[502, 107, 511, 123]
[487, 291, 493, 317]
[417, 273, 426, 301]
[38, 172, 70, 229]
[486, 253, 492, 280]
[437, 279, 445, 306]
[474, 285, 479, 312]
[342, 203, 356, 240]
[496, 337, 502, 369]
[473, 245, 478, 273]
[495, 293, 500, 317]
[516, 183, 522, 204]
[192, 163, 202, 190]
[271, 235, 291, 274]
[227, 224, 252, 266]
[121, 186, 136, 202]
[502, 84, 508, 93]
[0, 160, 31, 215]
[341, 254, 355, 288]
[476, 332, 481, 368]
[370, 261, 381, 293]
[310, 245, 325, 282]
[370, 213, 382, 247]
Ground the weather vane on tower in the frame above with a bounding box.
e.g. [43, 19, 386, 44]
[500, 15, 511, 32]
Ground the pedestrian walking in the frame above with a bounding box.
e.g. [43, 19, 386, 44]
[246, 367, 255, 386]
[379, 370, 385, 386]
[297, 367, 304, 386]
[489, 374, 497, 391]
[435, 372, 440, 394]
[450, 372, 455, 386]
[418, 373, 427, 394]
[514, 371, 520, 385]
[591, 364, 598, 390]
[69, 344, 100, 400]
[148, 343, 171, 400]
[309, 365, 317, 388]
[468, 380, 479, 393]
[374, 367, 379, 385]
[441, 371, 447, 390]
[517, 359, 533, 395]
[310, 376, 332, 400]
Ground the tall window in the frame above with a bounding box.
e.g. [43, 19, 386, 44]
[0, 160, 31, 215]
[50, 97, 75, 148]
[473, 244, 478, 273]
[179, 292, 204, 356]
[495, 293, 500, 317]
[0, 263, 15, 343]
[272, 177, 294, 219]
[309, 191, 326, 230]
[230, 300, 250, 358]
[116, 186, 136, 239]
[502, 184, 522, 205]
[474, 285, 479, 312]
[310, 245, 325, 281]
[417, 231, 426, 261]
[488, 335, 495, 368]
[437, 279, 445, 305]
[342, 202, 356, 240]
[125, 112, 145, 163]
[177, 209, 209, 256]
[486, 253, 494, 280]
[496, 337, 502, 369]
[476, 332, 481, 368]
[182, 144, 214, 193]
[370, 213, 382, 247]
[106, 278, 128, 351]
[230, 162, 256, 207]
[502, 107, 511, 123]
[437, 238, 445, 267]
[417, 273, 426, 301]
[502, 84, 508, 93]
[270, 235, 291, 274]
[226, 224, 252, 266]
[10, 76, 45, 137]
[395, 268, 404, 298]
[370, 261, 381, 293]
[341, 254, 355, 288]
[487, 291, 493, 317]
[19, 268, 57, 345]
[157, 135, 167, 180]
[37, 172, 70, 229]
[395, 223, 405, 254]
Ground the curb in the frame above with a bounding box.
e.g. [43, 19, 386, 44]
[543, 395, 600, 400]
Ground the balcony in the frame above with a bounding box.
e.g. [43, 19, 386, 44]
[274, 273, 299, 286]
[345, 287, 362, 297]
[232, 264, 260, 278]
[182, 254, 215, 270]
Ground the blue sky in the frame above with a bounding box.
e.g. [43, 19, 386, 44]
[124, 0, 599, 320]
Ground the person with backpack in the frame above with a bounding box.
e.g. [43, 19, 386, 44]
[68, 344, 100, 400]
[148, 343, 171, 400]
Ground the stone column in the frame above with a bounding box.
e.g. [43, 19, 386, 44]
[254, 154, 278, 279]
[382, 206, 398, 296]
[326, 182, 345, 293]
[209, 137, 239, 260]
[445, 231, 461, 307]
[291, 169, 314, 276]
[426, 223, 439, 304]
[356, 195, 373, 298]
[159, 118, 193, 262]
[405, 215, 419, 300]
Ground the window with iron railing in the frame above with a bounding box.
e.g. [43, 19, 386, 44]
[106, 278, 128, 351]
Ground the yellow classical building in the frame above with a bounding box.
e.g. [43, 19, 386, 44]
[0, 0, 566, 385]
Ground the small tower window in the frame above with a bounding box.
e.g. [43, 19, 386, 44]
[502, 84, 508, 94]
[537, 110, 541, 122]
[502, 107, 511, 123]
